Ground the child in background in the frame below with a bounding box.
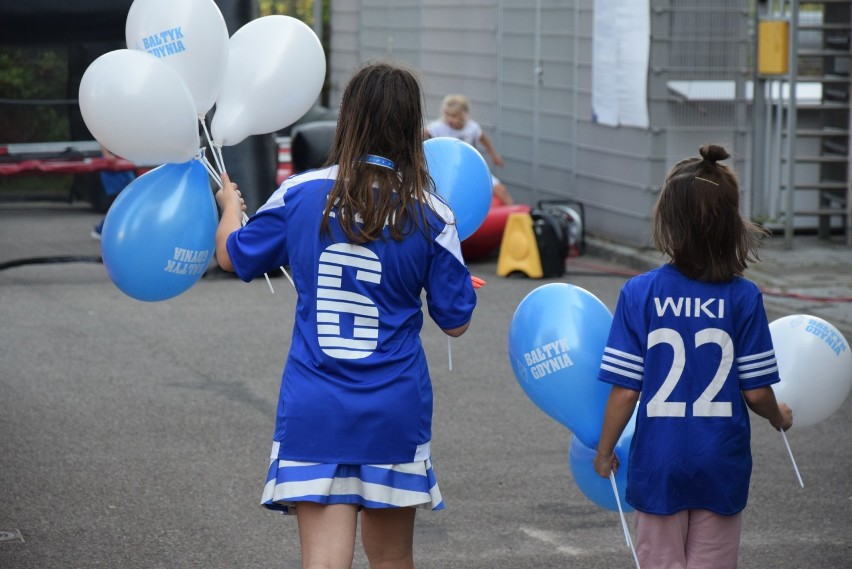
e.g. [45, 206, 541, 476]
[426, 94, 515, 205]
[215, 62, 477, 569]
[593, 144, 793, 569]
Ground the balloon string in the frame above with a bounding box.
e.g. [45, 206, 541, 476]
[262, 273, 275, 294]
[199, 116, 226, 174]
[781, 430, 804, 488]
[447, 337, 453, 371]
[213, 142, 226, 175]
[201, 154, 223, 188]
[610, 472, 640, 569]
[279, 266, 295, 287]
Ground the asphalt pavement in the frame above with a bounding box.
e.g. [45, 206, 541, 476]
[1, 201, 850, 569]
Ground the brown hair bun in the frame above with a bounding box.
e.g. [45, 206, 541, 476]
[699, 144, 730, 164]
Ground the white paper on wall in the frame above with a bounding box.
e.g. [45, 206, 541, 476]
[592, 0, 650, 129]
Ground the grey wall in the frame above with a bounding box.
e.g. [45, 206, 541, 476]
[328, 0, 752, 248]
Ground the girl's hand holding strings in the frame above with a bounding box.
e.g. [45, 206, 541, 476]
[773, 402, 793, 432]
[593, 450, 619, 477]
[213, 173, 278, 292]
[214, 173, 247, 273]
[215, 173, 246, 213]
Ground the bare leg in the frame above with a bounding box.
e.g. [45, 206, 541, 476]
[296, 502, 359, 569]
[361, 507, 416, 569]
[492, 181, 514, 205]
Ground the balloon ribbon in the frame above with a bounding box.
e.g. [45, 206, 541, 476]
[781, 430, 804, 488]
[610, 472, 640, 569]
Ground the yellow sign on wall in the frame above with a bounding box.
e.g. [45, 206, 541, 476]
[758, 20, 790, 75]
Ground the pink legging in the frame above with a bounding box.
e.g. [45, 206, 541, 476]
[634, 509, 743, 569]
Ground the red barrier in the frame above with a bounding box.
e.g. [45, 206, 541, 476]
[0, 156, 139, 176]
[461, 197, 531, 261]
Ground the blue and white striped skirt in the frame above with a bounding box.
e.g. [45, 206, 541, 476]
[260, 446, 445, 514]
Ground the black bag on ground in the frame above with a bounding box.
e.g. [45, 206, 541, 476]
[529, 200, 586, 278]
[531, 210, 568, 277]
[536, 200, 586, 257]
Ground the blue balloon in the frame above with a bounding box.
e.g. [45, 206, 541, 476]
[507, 283, 613, 448]
[424, 137, 493, 241]
[568, 409, 635, 512]
[101, 160, 217, 302]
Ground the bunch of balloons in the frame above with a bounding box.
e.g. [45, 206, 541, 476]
[507, 283, 633, 510]
[78, 0, 326, 301]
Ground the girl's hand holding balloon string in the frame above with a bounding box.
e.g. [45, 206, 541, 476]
[593, 450, 619, 477]
[215, 173, 245, 213]
[214, 173, 246, 272]
[773, 402, 794, 432]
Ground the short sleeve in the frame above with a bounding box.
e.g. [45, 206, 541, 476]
[226, 206, 290, 282]
[735, 290, 781, 391]
[423, 204, 476, 330]
[598, 287, 644, 391]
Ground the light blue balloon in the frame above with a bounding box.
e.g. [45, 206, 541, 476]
[507, 283, 613, 448]
[568, 409, 635, 512]
[424, 137, 493, 241]
[101, 159, 217, 302]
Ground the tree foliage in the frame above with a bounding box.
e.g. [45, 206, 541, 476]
[0, 0, 332, 143]
[258, 0, 320, 22]
[0, 47, 70, 142]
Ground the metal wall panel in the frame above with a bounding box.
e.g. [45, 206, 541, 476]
[328, 0, 757, 248]
[328, 2, 361, 94]
[420, 1, 500, 133]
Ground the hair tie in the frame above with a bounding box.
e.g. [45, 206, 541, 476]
[362, 154, 397, 171]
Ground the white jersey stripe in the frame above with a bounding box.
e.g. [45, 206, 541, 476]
[736, 349, 775, 363]
[600, 362, 644, 381]
[738, 358, 776, 371]
[604, 346, 645, 363]
[740, 365, 778, 379]
[602, 354, 644, 372]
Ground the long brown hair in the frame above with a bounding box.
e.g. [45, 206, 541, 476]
[321, 61, 435, 243]
[652, 144, 768, 282]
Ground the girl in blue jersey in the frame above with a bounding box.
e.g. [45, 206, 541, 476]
[593, 144, 793, 569]
[215, 62, 477, 569]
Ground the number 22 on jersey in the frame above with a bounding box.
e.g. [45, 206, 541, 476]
[646, 327, 734, 418]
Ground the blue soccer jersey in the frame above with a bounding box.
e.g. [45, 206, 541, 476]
[598, 264, 780, 515]
[226, 166, 476, 464]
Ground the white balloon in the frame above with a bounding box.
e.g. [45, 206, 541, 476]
[79, 49, 199, 164]
[125, 0, 229, 114]
[769, 314, 852, 428]
[211, 15, 326, 146]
